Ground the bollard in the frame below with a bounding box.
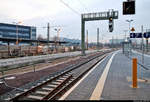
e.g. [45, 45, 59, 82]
[132, 58, 137, 88]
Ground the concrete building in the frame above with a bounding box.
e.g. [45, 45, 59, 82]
[0, 23, 36, 44]
[109, 39, 124, 44]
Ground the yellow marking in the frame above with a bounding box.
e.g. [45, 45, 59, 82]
[90, 51, 118, 100]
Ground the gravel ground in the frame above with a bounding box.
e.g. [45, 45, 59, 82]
[0, 56, 80, 77]
[0, 51, 101, 100]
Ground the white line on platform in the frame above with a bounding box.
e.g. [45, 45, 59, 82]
[90, 51, 118, 100]
[58, 54, 110, 100]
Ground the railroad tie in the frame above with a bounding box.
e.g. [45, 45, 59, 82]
[47, 84, 57, 88]
[59, 77, 67, 80]
[42, 87, 53, 91]
[51, 81, 61, 85]
[55, 79, 64, 82]
[35, 91, 49, 95]
[27, 95, 43, 100]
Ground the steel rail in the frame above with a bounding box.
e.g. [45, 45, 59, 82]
[10, 50, 112, 101]
[49, 55, 107, 100]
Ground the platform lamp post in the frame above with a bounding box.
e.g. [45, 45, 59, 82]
[123, 30, 128, 42]
[126, 19, 133, 54]
[126, 20, 133, 35]
[101, 34, 105, 48]
[54, 28, 61, 44]
[54, 28, 61, 52]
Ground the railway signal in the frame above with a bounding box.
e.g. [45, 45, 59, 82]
[109, 17, 114, 32]
[123, 0, 135, 15]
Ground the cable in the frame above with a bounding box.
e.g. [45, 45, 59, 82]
[59, 0, 80, 16]
[76, 0, 101, 41]
[77, 0, 89, 13]
[59, 0, 100, 42]
[36, 25, 65, 29]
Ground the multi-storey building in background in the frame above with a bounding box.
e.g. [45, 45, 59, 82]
[109, 39, 124, 45]
[0, 23, 36, 44]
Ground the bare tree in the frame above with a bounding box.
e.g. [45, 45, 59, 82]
[37, 34, 44, 40]
[53, 36, 58, 50]
[53, 36, 57, 42]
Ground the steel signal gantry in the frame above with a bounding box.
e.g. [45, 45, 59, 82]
[81, 10, 119, 55]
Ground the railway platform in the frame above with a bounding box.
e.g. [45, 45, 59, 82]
[60, 50, 150, 100]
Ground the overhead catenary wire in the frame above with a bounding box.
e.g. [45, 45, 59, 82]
[36, 25, 66, 29]
[76, 1, 103, 39]
[59, 0, 100, 42]
[77, 0, 89, 13]
[59, 0, 80, 16]
[75, 0, 100, 42]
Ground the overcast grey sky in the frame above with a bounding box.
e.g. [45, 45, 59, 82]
[0, 0, 150, 43]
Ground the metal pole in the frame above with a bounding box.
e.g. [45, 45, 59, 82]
[81, 15, 85, 55]
[112, 36, 114, 48]
[57, 29, 59, 45]
[142, 25, 144, 65]
[146, 38, 148, 52]
[86, 30, 88, 50]
[146, 29, 149, 52]
[124, 30, 128, 41]
[125, 31, 127, 40]
[8, 42, 10, 57]
[129, 22, 131, 55]
[30, 27, 32, 40]
[97, 28, 99, 50]
[129, 22, 131, 35]
[47, 23, 50, 52]
[47, 23, 50, 43]
[16, 24, 18, 45]
[126, 20, 133, 55]
[140, 25, 144, 79]
[102, 34, 104, 48]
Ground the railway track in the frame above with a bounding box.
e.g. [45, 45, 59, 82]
[9, 50, 112, 101]
[10, 72, 74, 100]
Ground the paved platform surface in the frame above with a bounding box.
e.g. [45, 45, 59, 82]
[61, 50, 150, 100]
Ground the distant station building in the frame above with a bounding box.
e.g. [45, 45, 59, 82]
[109, 39, 124, 44]
[122, 41, 132, 55]
[0, 23, 36, 44]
